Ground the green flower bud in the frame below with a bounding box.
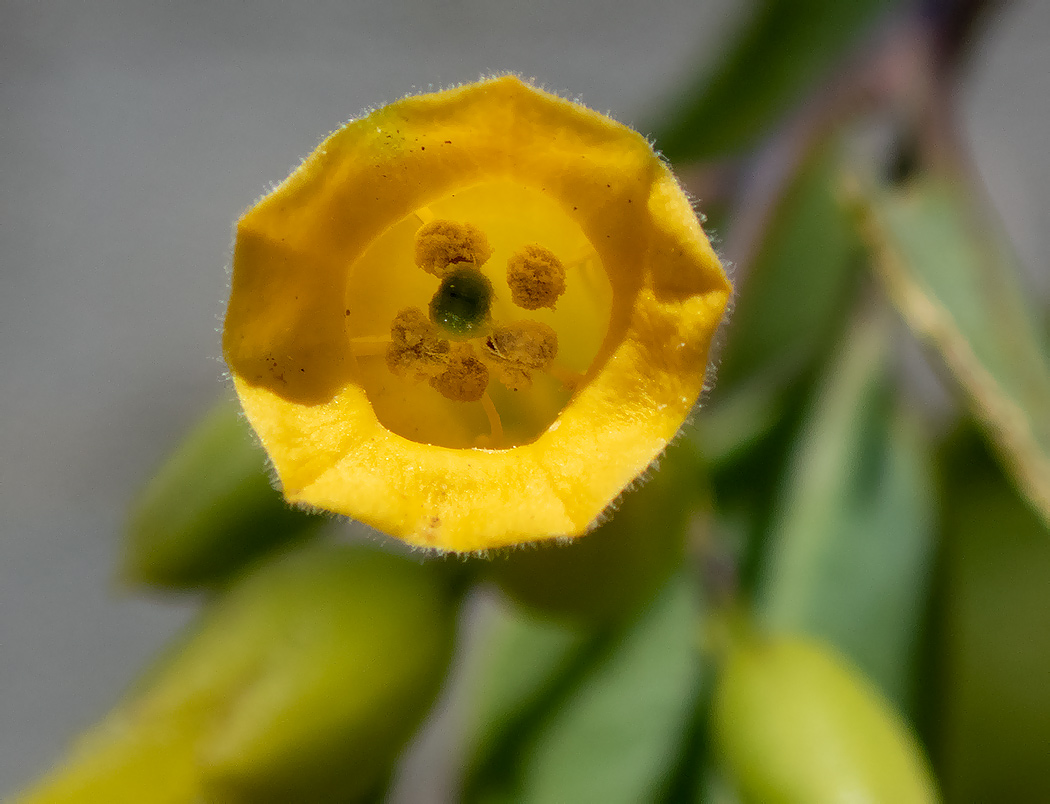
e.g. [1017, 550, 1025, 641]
[17, 545, 457, 804]
[125, 400, 322, 589]
[713, 636, 939, 804]
[484, 439, 707, 621]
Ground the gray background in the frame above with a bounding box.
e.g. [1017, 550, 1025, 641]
[1, 0, 1047, 796]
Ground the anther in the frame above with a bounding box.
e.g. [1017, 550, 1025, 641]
[483, 319, 558, 391]
[430, 343, 490, 402]
[386, 307, 450, 381]
[506, 245, 566, 310]
[415, 219, 493, 277]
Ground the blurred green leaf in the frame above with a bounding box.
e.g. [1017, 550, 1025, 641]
[483, 438, 707, 622]
[756, 309, 937, 708]
[19, 545, 457, 804]
[688, 372, 784, 468]
[935, 433, 1050, 802]
[125, 399, 323, 589]
[856, 176, 1050, 528]
[698, 766, 745, 804]
[716, 144, 861, 392]
[713, 636, 939, 803]
[461, 601, 598, 803]
[466, 574, 704, 804]
[698, 141, 863, 590]
[467, 613, 588, 756]
[654, 0, 900, 162]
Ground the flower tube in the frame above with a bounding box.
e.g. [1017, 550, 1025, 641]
[223, 75, 730, 551]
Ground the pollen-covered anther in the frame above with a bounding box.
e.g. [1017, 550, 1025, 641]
[430, 342, 490, 402]
[414, 219, 494, 277]
[483, 320, 558, 391]
[506, 245, 567, 310]
[386, 307, 450, 381]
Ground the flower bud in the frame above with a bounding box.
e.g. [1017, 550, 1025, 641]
[18, 545, 457, 803]
[713, 636, 938, 803]
[485, 439, 707, 621]
[125, 400, 322, 588]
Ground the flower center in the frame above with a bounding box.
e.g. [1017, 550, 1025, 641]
[429, 267, 493, 337]
[344, 181, 612, 450]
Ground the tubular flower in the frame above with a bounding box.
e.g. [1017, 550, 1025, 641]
[223, 75, 730, 552]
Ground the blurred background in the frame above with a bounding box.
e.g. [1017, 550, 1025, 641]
[1, 0, 1048, 800]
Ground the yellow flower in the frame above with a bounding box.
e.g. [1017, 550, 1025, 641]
[223, 75, 730, 552]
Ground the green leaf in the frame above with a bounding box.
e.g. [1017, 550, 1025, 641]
[756, 309, 937, 708]
[695, 137, 861, 479]
[468, 574, 704, 804]
[654, 0, 901, 163]
[461, 602, 598, 803]
[18, 545, 458, 804]
[935, 433, 1050, 802]
[697, 141, 863, 589]
[856, 177, 1050, 528]
[687, 372, 785, 469]
[717, 144, 861, 392]
[125, 399, 322, 589]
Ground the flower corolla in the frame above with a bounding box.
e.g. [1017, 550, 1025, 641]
[223, 76, 730, 551]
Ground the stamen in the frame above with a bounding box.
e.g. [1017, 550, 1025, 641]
[349, 336, 390, 357]
[482, 320, 558, 391]
[430, 342, 490, 402]
[415, 219, 493, 277]
[386, 307, 450, 381]
[569, 253, 606, 299]
[550, 364, 585, 392]
[349, 336, 389, 373]
[481, 392, 504, 447]
[507, 245, 566, 310]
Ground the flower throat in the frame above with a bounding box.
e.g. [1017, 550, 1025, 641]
[344, 181, 612, 450]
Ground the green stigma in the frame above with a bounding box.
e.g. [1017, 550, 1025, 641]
[429, 266, 493, 337]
